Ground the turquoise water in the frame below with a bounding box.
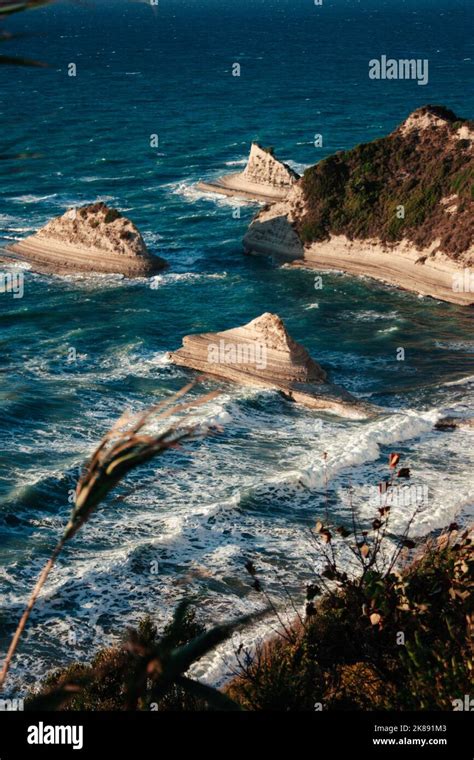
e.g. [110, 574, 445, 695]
[0, 0, 473, 689]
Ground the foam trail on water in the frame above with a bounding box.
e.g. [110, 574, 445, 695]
[260, 409, 441, 491]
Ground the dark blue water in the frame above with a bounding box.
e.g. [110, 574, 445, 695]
[0, 0, 473, 689]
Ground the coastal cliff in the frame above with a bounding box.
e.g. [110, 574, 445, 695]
[168, 312, 375, 418]
[3, 202, 166, 276]
[197, 142, 299, 202]
[244, 106, 474, 305]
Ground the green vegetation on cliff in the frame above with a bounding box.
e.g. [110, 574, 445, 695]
[298, 106, 474, 257]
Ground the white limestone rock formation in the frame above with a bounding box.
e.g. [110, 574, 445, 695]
[243, 184, 305, 261]
[243, 107, 474, 305]
[197, 143, 300, 203]
[4, 202, 166, 276]
[168, 312, 376, 418]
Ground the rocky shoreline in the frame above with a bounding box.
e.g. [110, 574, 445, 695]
[297, 237, 473, 306]
[244, 207, 474, 305]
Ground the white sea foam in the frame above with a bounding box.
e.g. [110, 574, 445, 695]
[32, 267, 224, 292]
[2, 353, 473, 693]
[224, 159, 247, 167]
[0, 213, 19, 225]
[286, 159, 311, 175]
[141, 230, 164, 246]
[253, 409, 440, 492]
[149, 271, 228, 287]
[435, 340, 474, 352]
[10, 194, 58, 204]
[165, 180, 257, 207]
[343, 309, 401, 322]
[78, 176, 126, 183]
[443, 374, 474, 387]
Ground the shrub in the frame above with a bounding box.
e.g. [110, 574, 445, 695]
[228, 528, 472, 711]
[26, 603, 260, 711]
[104, 208, 121, 224]
[297, 109, 474, 256]
[27, 609, 209, 711]
[228, 452, 473, 711]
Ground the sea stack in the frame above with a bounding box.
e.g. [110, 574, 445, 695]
[3, 202, 166, 276]
[168, 312, 375, 418]
[197, 143, 299, 202]
[244, 106, 474, 306]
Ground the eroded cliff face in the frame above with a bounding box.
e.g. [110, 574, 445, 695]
[243, 185, 305, 260]
[6, 203, 166, 276]
[36, 203, 149, 258]
[197, 143, 299, 202]
[243, 106, 474, 305]
[170, 311, 326, 385]
[242, 143, 300, 191]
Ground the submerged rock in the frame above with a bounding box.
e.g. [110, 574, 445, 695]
[197, 143, 299, 202]
[3, 202, 166, 276]
[168, 312, 376, 418]
[435, 416, 474, 431]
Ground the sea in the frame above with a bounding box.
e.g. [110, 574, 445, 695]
[0, 0, 473, 692]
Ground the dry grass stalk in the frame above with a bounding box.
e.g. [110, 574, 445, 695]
[0, 382, 220, 690]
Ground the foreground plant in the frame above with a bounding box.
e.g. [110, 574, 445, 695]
[0, 1, 151, 67]
[230, 453, 473, 710]
[0, 0, 54, 66]
[0, 382, 220, 691]
[28, 603, 266, 711]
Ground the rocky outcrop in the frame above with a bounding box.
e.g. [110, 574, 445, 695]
[435, 416, 474, 431]
[244, 185, 306, 261]
[242, 143, 300, 189]
[3, 203, 166, 276]
[197, 143, 299, 202]
[244, 106, 474, 306]
[168, 312, 376, 418]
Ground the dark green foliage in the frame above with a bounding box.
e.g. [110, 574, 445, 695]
[0, 0, 54, 67]
[395, 537, 473, 709]
[229, 530, 473, 711]
[40, 531, 470, 713]
[0, 1, 53, 14]
[104, 208, 121, 224]
[24, 444, 472, 713]
[298, 107, 474, 256]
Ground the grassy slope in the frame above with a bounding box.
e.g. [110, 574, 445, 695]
[297, 106, 474, 258]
